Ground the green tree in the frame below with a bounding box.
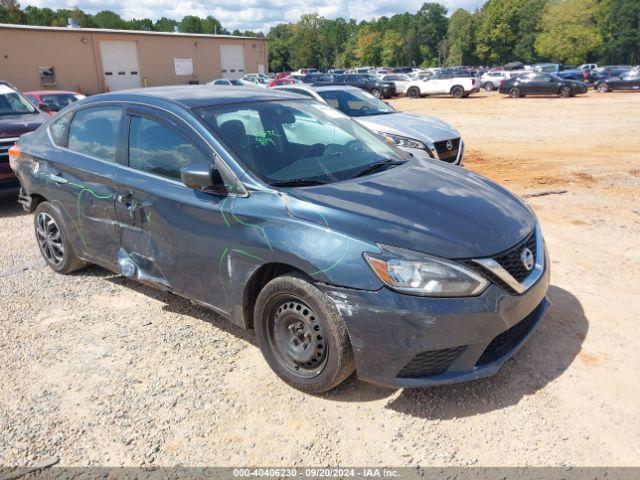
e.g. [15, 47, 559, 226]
[475, 0, 521, 64]
[354, 27, 381, 65]
[94, 10, 125, 29]
[597, 0, 640, 64]
[0, 0, 25, 23]
[51, 8, 95, 27]
[535, 0, 602, 64]
[267, 23, 294, 71]
[202, 15, 227, 34]
[513, 0, 548, 64]
[126, 18, 153, 31]
[446, 8, 477, 66]
[23, 6, 55, 25]
[290, 13, 324, 68]
[412, 3, 449, 64]
[380, 30, 405, 66]
[154, 17, 179, 32]
[180, 15, 203, 33]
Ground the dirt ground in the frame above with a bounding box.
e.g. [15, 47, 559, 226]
[1, 90, 639, 468]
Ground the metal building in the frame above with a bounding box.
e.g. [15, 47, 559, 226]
[0, 24, 268, 94]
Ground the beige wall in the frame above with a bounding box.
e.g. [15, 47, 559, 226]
[0, 26, 268, 95]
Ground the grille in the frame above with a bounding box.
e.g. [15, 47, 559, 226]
[476, 302, 542, 366]
[397, 346, 465, 378]
[494, 230, 537, 282]
[433, 138, 460, 163]
[0, 137, 18, 162]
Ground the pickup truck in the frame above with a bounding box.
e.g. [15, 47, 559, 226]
[405, 72, 480, 98]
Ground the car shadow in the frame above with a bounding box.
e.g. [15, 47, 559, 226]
[383, 285, 587, 419]
[0, 196, 25, 218]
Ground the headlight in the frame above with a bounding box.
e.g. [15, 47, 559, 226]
[380, 132, 427, 150]
[364, 244, 489, 297]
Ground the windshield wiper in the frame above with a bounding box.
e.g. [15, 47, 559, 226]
[271, 178, 328, 187]
[351, 159, 406, 179]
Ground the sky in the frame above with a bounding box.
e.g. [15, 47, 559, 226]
[22, 0, 484, 32]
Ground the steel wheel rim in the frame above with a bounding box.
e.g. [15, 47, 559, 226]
[266, 296, 328, 379]
[36, 212, 65, 266]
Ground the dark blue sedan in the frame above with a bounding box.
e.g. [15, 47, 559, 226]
[9, 86, 549, 392]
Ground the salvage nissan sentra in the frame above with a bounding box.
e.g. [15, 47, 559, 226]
[9, 86, 549, 393]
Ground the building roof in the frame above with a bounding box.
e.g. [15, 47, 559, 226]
[0, 23, 265, 41]
[85, 85, 303, 109]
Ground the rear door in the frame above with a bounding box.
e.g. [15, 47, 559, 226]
[112, 106, 231, 310]
[45, 105, 123, 267]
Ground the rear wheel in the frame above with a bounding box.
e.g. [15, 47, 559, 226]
[370, 88, 381, 98]
[509, 86, 522, 98]
[254, 273, 355, 393]
[407, 86, 421, 99]
[597, 83, 610, 93]
[34, 202, 86, 274]
[450, 86, 464, 98]
[559, 86, 572, 98]
[484, 82, 494, 92]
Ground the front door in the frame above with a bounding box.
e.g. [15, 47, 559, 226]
[113, 106, 231, 311]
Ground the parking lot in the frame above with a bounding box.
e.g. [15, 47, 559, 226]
[1, 90, 639, 467]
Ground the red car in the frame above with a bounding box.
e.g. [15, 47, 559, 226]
[24, 90, 85, 115]
[269, 77, 301, 88]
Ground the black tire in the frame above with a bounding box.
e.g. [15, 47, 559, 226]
[484, 82, 494, 92]
[509, 86, 522, 98]
[370, 88, 381, 98]
[597, 83, 610, 93]
[34, 201, 86, 274]
[451, 85, 464, 98]
[559, 86, 572, 98]
[254, 273, 355, 393]
[407, 86, 421, 99]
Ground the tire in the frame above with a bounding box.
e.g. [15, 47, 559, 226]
[597, 83, 610, 93]
[450, 85, 464, 98]
[483, 82, 494, 92]
[509, 86, 521, 98]
[407, 86, 421, 99]
[34, 201, 86, 274]
[370, 88, 381, 98]
[254, 273, 355, 393]
[559, 86, 572, 98]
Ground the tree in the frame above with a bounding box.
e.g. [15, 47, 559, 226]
[354, 27, 381, 65]
[535, 0, 602, 64]
[126, 18, 153, 31]
[154, 17, 179, 32]
[446, 8, 477, 66]
[180, 15, 203, 33]
[412, 3, 449, 64]
[0, 0, 25, 23]
[94, 10, 125, 30]
[267, 23, 294, 71]
[475, 0, 521, 64]
[513, 0, 548, 64]
[597, 0, 640, 64]
[290, 13, 324, 68]
[380, 30, 405, 66]
[23, 6, 55, 25]
[202, 15, 227, 35]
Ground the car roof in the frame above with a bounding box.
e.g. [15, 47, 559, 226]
[25, 90, 80, 95]
[287, 85, 362, 93]
[83, 85, 303, 109]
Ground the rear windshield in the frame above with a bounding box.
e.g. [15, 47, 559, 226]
[0, 84, 38, 115]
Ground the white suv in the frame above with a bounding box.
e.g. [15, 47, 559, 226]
[405, 72, 480, 99]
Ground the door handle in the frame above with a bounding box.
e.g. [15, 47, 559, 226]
[49, 173, 67, 185]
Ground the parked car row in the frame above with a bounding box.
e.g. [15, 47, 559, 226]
[8, 85, 550, 393]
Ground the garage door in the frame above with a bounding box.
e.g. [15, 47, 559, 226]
[220, 45, 245, 80]
[100, 41, 142, 91]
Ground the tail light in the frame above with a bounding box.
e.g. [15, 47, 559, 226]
[500, 79, 505, 86]
[8, 145, 20, 172]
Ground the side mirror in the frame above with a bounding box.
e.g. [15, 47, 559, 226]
[181, 161, 226, 194]
[38, 103, 52, 113]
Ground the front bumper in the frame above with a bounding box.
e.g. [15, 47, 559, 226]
[320, 261, 549, 388]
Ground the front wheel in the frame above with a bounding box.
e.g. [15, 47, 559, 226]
[370, 88, 381, 98]
[597, 83, 610, 93]
[559, 86, 572, 98]
[34, 201, 86, 274]
[450, 86, 464, 98]
[254, 274, 355, 393]
[407, 86, 421, 99]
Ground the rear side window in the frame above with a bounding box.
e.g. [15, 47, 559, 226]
[67, 107, 122, 162]
[49, 112, 73, 146]
[128, 116, 209, 181]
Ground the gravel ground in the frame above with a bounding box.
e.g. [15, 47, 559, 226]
[1, 91, 639, 467]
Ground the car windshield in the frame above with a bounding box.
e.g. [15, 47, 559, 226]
[317, 89, 395, 117]
[0, 84, 38, 115]
[197, 100, 405, 186]
[40, 93, 79, 111]
[365, 75, 378, 83]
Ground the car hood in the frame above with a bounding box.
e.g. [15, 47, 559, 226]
[355, 112, 459, 143]
[0, 112, 49, 138]
[283, 159, 536, 259]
